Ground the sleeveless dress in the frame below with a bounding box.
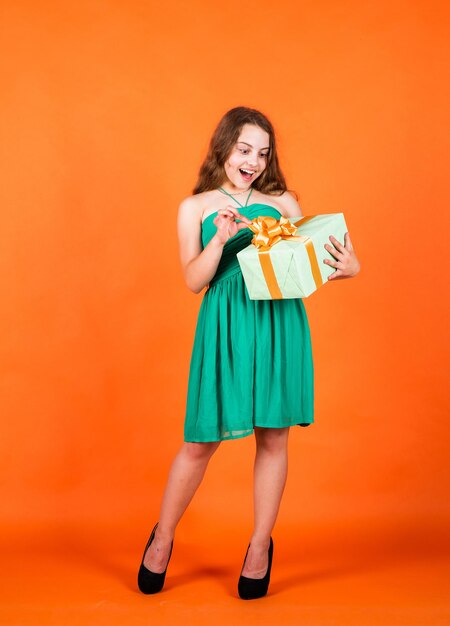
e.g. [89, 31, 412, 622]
[183, 202, 315, 442]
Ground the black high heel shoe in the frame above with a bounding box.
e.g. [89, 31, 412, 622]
[137, 522, 173, 594]
[238, 537, 274, 600]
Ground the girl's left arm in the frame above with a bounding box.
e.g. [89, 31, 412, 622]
[278, 192, 360, 280]
[323, 232, 361, 280]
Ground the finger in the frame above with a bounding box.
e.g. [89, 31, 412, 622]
[235, 213, 252, 224]
[323, 257, 342, 269]
[327, 268, 344, 280]
[324, 242, 344, 261]
[344, 232, 354, 252]
[328, 235, 346, 253]
[213, 213, 235, 229]
[217, 209, 236, 219]
[224, 206, 241, 215]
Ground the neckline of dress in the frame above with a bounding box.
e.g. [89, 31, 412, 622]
[201, 203, 282, 225]
[217, 185, 254, 208]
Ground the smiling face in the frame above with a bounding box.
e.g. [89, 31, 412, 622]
[222, 124, 270, 191]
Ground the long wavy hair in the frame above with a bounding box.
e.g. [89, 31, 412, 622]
[193, 107, 289, 196]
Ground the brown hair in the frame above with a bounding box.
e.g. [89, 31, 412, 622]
[193, 106, 289, 196]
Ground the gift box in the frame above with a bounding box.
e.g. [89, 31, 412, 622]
[236, 213, 349, 299]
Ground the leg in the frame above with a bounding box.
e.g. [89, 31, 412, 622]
[241, 426, 289, 578]
[144, 440, 220, 572]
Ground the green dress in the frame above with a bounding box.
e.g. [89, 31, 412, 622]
[183, 196, 314, 443]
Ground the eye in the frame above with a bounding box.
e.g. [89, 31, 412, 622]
[239, 148, 249, 154]
[260, 153, 269, 158]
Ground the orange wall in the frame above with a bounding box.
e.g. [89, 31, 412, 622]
[0, 0, 448, 532]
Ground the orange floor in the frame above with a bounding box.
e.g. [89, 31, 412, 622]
[2, 515, 449, 626]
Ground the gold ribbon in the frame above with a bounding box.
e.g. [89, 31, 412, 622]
[247, 215, 323, 299]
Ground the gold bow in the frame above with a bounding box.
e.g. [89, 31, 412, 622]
[246, 215, 323, 299]
[247, 215, 301, 251]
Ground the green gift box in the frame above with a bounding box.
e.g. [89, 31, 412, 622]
[236, 213, 349, 299]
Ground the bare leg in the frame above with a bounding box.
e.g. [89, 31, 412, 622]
[143, 440, 220, 572]
[241, 426, 289, 578]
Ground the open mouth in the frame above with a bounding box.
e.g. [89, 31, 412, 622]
[239, 168, 256, 181]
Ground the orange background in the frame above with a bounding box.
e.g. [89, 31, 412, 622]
[1, 1, 449, 624]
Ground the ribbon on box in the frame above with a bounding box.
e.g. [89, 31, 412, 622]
[247, 215, 323, 299]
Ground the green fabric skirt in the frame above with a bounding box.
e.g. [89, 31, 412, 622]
[184, 204, 314, 442]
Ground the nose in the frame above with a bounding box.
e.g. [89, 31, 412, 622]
[246, 152, 258, 167]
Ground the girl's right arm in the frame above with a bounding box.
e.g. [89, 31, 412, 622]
[177, 197, 251, 294]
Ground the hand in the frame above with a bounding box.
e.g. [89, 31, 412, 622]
[212, 205, 252, 245]
[323, 232, 360, 280]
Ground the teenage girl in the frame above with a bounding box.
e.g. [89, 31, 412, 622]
[137, 106, 360, 599]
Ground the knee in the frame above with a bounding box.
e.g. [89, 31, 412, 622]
[182, 441, 220, 462]
[255, 427, 289, 454]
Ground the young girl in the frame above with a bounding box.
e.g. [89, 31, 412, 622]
[137, 106, 360, 599]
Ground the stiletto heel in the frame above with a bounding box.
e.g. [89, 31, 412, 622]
[137, 522, 173, 594]
[238, 537, 274, 600]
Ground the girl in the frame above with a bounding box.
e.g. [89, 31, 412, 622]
[137, 106, 360, 599]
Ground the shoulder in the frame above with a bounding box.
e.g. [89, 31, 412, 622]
[178, 194, 201, 218]
[177, 194, 202, 232]
[177, 190, 216, 223]
[177, 194, 205, 262]
[276, 190, 303, 217]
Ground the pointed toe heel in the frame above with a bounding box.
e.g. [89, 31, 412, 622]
[238, 537, 274, 600]
[137, 522, 173, 595]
